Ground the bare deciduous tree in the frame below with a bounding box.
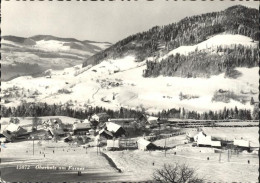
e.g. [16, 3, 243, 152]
[153, 163, 204, 183]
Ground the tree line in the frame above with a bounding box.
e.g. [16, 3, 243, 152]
[143, 45, 258, 78]
[0, 102, 143, 119]
[157, 105, 258, 120]
[1, 102, 258, 121]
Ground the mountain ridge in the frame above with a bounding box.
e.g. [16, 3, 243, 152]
[82, 5, 259, 68]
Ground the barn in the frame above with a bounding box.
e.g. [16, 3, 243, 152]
[137, 138, 158, 151]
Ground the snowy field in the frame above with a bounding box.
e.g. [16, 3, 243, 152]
[0, 138, 258, 182]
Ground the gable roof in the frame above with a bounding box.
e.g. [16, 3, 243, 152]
[105, 122, 122, 133]
[48, 127, 65, 136]
[98, 129, 113, 137]
[5, 123, 20, 133]
[137, 138, 152, 147]
[92, 113, 109, 118]
[73, 123, 91, 130]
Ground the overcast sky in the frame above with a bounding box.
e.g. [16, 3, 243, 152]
[2, 1, 259, 43]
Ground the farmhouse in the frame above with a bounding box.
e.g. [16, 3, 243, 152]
[1, 123, 28, 141]
[139, 114, 159, 128]
[73, 122, 91, 135]
[48, 127, 65, 137]
[137, 138, 158, 151]
[99, 122, 126, 139]
[105, 122, 126, 137]
[43, 118, 63, 128]
[99, 129, 114, 139]
[91, 113, 110, 123]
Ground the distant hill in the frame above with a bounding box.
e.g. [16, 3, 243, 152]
[83, 5, 259, 68]
[1, 35, 111, 81]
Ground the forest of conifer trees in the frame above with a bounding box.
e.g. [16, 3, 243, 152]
[83, 5, 259, 67]
[143, 45, 258, 78]
[1, 102, 258, 121]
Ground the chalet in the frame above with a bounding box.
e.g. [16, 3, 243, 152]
[137, 138, 158, 151]
[91, 113, 110, 123]
[73, 121, 91, 135]
[48, 127, 65, 137]
[139, 114, 159, 128]
[43, 118, 63, 129]
[1, 123, 28, 141]
[195, 131, 212, 147]
[99, 122, 126, 139]
[99, 129, 114, 139]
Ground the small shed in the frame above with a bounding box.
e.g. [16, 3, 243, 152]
[211, 141, 221, 147]
[106, 139, 120, 150]
[234, 139, 250, 147]
[137, 138, 157, 151]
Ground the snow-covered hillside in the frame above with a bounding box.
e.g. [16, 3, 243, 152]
[1, 35, 112, 81]
[159, 34, 257, 61]
[2, 34, 258, 113]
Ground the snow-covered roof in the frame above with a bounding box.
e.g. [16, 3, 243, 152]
[105, 122, 122, 133]
[186, 131, 198, 138]
[48, 127, 65, 136]
[211, 141, 221, 147]
[234, 139, 250, 147]
[92, 113, 109, 118]
[5, 123, 20, 133]
[73, 123, 91, 130]
[137, 138, 152, 147]
[98, 128, 113, 137]
[147, 116, 158, 121]
[197, 135, 212, 146]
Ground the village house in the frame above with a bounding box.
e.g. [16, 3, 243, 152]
[91, 113, 110, 123]
[99, 122, 126, 139]
[194, 131, 221, 148]
[139, 114, 159, 128]
[137, 138, 158, 151]
[73, 120, 92, 135]
[0, 123, 28, 141]
[44, 118, 65, 137]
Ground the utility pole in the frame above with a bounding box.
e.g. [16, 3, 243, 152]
[219, 150, 222, 162]
[227, 149, 230, 162]
[32, 136, 35, 156]
[164, 138, 166, 157]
